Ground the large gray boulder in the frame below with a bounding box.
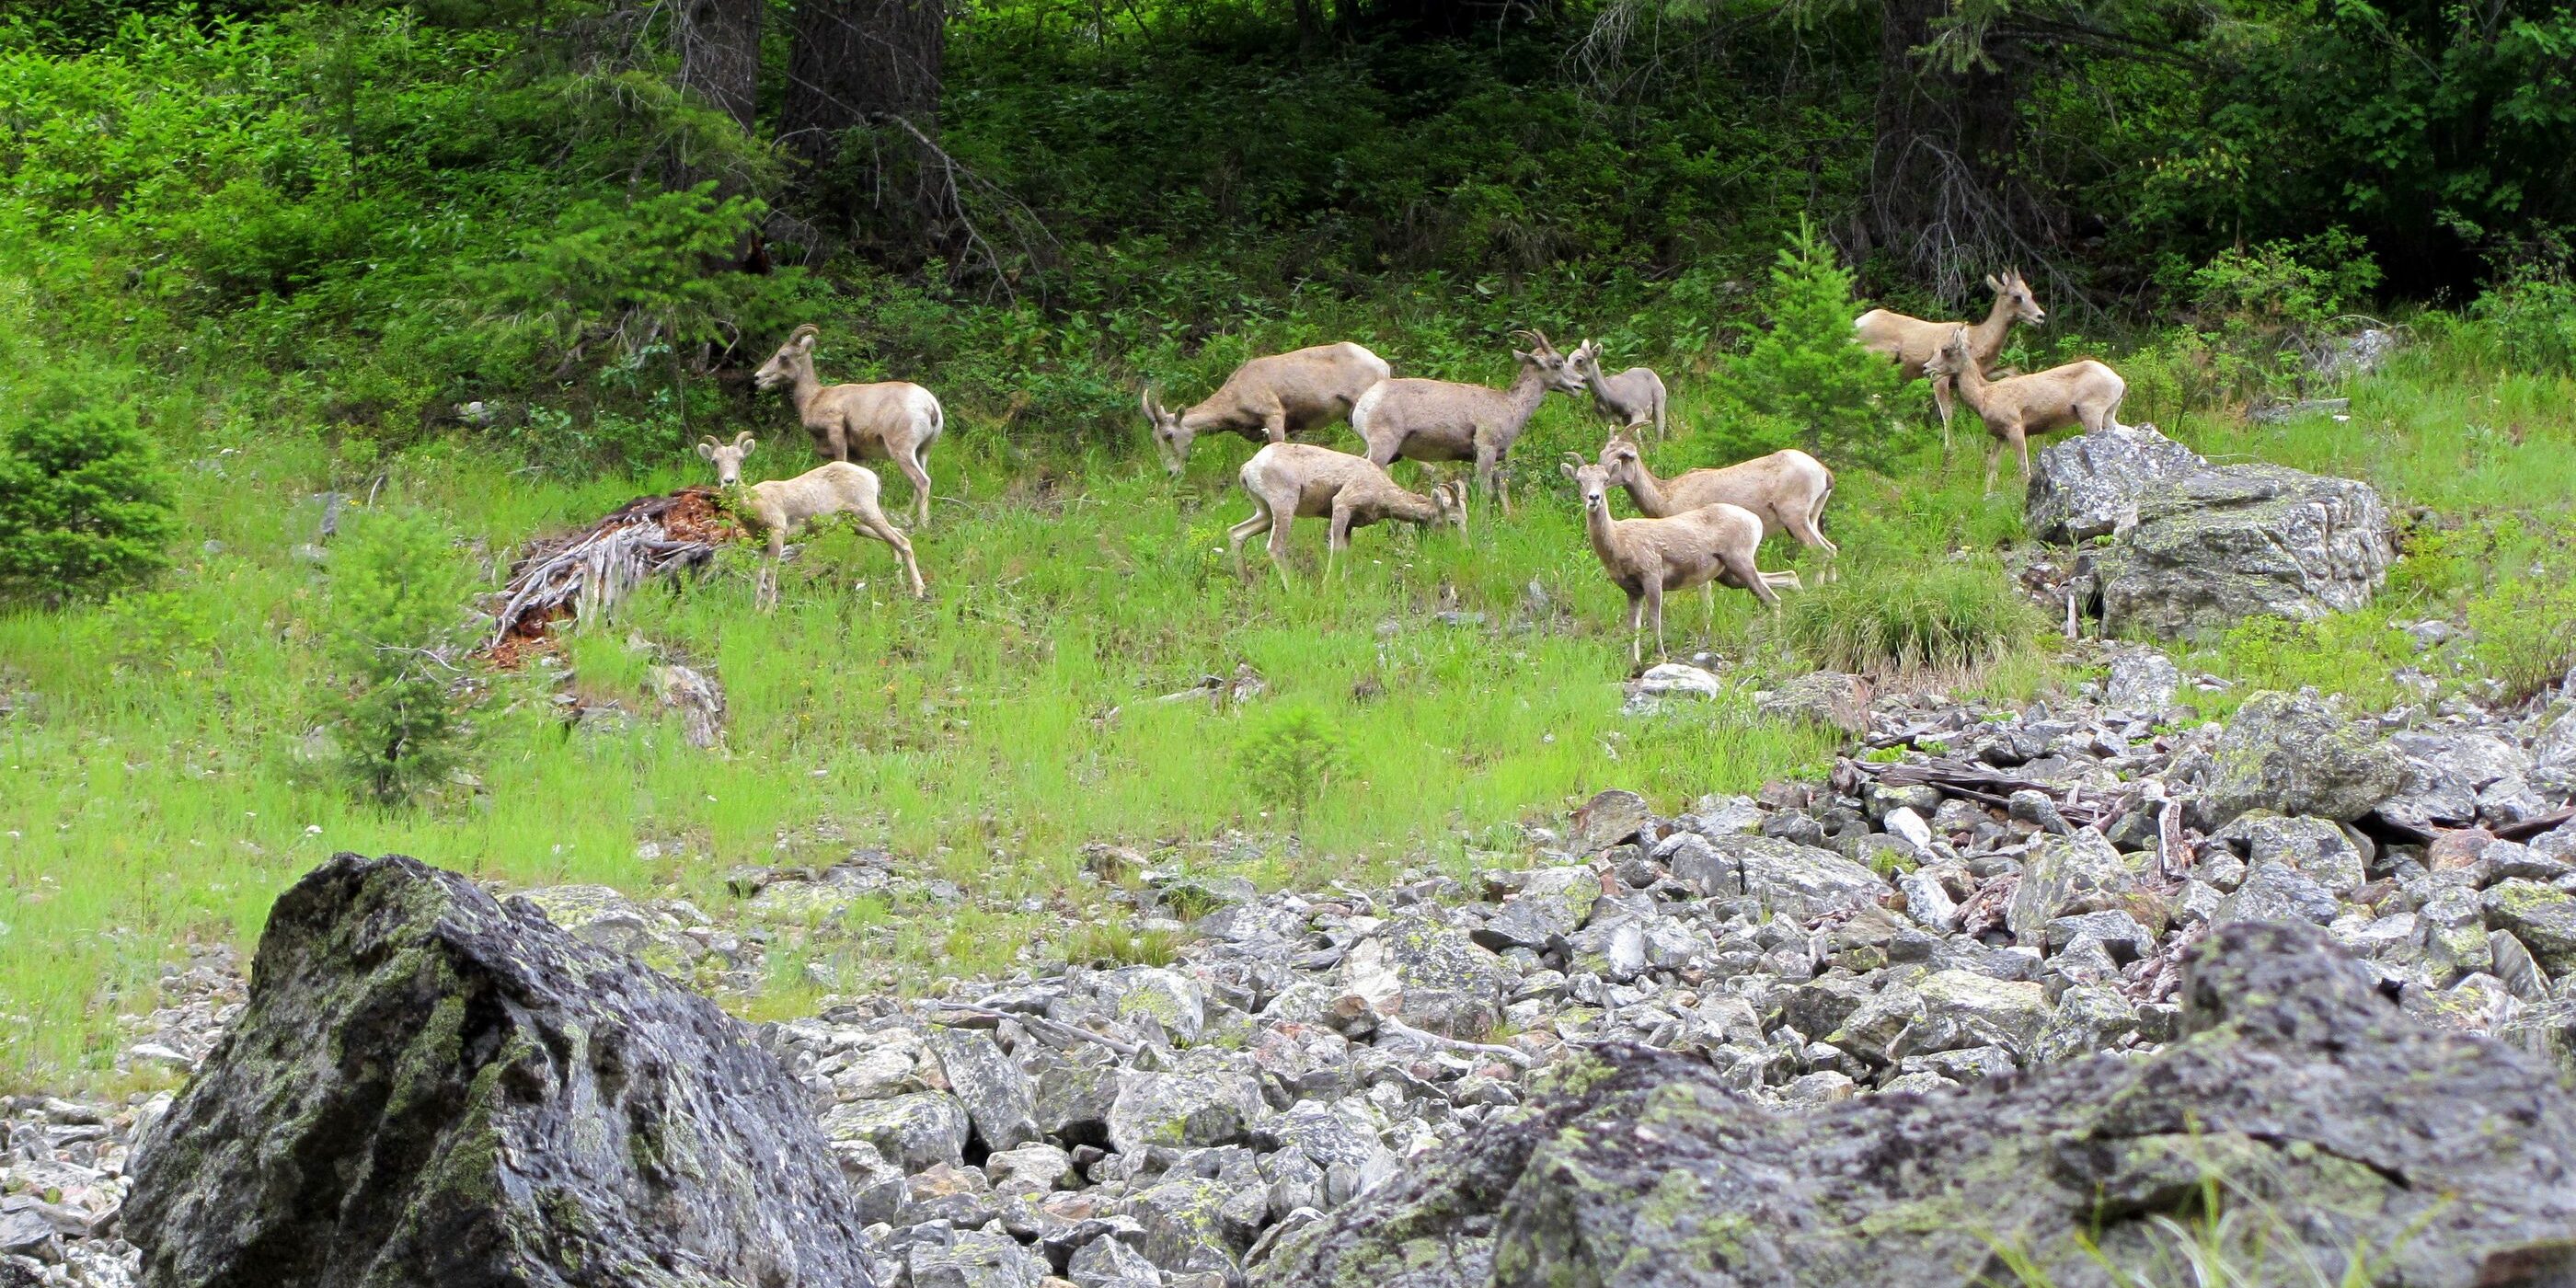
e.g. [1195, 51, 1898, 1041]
[2204, 689, 2404, 825]
[126, 853, 874, 1288]
[1340, 915, 1511, 1039]
[2094, 464, 2395, 641]
[2025, 424, 2207, 544]
[1256, 922, 2576, 1288]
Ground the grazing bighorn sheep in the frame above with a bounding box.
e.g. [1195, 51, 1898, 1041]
[697, 432, 926, 607]
[752, 324, 942, 529]
[1141, 342, 1391, 477]
[1924, 326, 2128, 493]
[1593, 436, 1838, 578]
[1351, 330, 1584, 515]
[1853, 270, 2044, 443]
[1562, 456, 1801, 663]
[1226, 443, 1467, 584]
[1568, 339, 1671, 440]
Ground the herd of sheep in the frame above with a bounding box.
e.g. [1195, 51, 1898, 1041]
[696, 271, 2130, 661]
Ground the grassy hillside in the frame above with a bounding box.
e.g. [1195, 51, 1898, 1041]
[6, 315, 2575, 1087]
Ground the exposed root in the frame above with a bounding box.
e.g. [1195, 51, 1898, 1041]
[482, 486, 742, 664]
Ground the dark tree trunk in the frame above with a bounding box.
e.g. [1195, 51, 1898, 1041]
[1867, 0, 2049, 296]
[780, 0, 949, 260]
[673, 0, 762, 132]
[782, 0, 945, 157]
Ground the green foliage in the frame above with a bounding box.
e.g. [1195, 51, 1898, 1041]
[0, 368, 174, 604]
[327, 509, 477, 806]
[1780, 556, 2044, 677]
[2158, 231, 2382, 396]
[2206, 613, 2412, 715]
[1064, 923, 1186, 968]
[1724, 220, 1909, 464]
[2470, 266, 2576, 376]
[1236, 703, 1351, 832]
[2468, 575, 2576, 703]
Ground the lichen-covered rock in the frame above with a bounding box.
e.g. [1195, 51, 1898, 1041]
[2212, 812, 2365, 896]
[518, 883, 705, 974]
[1256, 922, 2576, 1288]
[1121, 1173, 1269, 1275]
[2534, 701, 2576, 799]
[2006, 829, 2164, 947]
[1107, 1068, 1265, 1154]
[2381, 730, 2536, 831]
[1470, 867, 1599, 952]
[1068, 1235, 1163, 1288]
[1755, 672, 1872, 732]
[1340, 915, 1510, 1039]
[2214, 860, 2340, 926]
[1093, 966, 1208, 1041]
[927, 1027, 1041, 1153]
[1710, 834, 1888, 920]
[2025, 424, 2207, 544]
[2095, 464, 2395, 641]
[125, 853, 874, 1288]
[2204, 689, 2403, 825]
[2482, 880, 2576, 975]
[1567, 789, 1655, 854]
[908, 1226, 1048, 1288]
[822, 1091, 972, 1172]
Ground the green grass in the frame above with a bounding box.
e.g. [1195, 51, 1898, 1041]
[6, 322, 2574, 1089]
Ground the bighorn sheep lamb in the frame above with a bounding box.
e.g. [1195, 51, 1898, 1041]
[1227, 443, 1467, 583]
[1853, 270, 2044, 443]
[753, 324, 942, 528]
[1593, 436, 1838, 577]
[1924, 326, 2128, 492]
[1142, 341, 1392, 477]
[1568, 339, 1671, 440]
[697, 433, 926, 606]
[1351, 330, 1584, 515]
[1564, 456, 1802, 663]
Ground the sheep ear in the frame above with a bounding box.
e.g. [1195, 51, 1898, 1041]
[1985, 273, 2003, 292]
[740, 437, 757, 457]
[696, 441, 717, 461]
[797, 332, 817, 351]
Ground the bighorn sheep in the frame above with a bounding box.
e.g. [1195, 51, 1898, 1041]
[1593, 437, 1838, 578]
[1226, 443, 1467, 583]
[1563, 457, 1802, 663]
[753, 324, 942, 528]
[697, 432, 926, 607]
[1853, 270, 2044, 443]
[1141, 342, 1392, 477]
[1351, 330, 1584, 515]
[1924, 326, 2128, 493]
[1568, 339, 1671, 440]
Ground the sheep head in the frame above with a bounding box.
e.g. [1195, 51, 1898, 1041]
[1140, 385, 1192, 477]
[696, 431, 757, 486]
[1924, 327, 1975, 379]
[1561, 455, 1613, 512]
[1432, 480, 1469, 537]
[1595, 435, 1645, 485]
[1987, 270, 2044, 328]
[1511, 328, 1586, 395]
[753, 325, 821, 392]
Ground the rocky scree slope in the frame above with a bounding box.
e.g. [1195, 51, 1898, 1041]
[20, 653, 2576, 1288]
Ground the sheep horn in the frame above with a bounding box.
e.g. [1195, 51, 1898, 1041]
[731, 431, 753, 449]
[1525, 328, 1557, 353]
[1140, 385, 1157, 420]
[788, 323, 821, 344]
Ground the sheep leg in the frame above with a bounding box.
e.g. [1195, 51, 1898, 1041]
[859, 514, 926, 599]
[2014, 427, 2033, 483]
[1474, 433, 1511, 519]
[1983, 437, 2006, 496]
[1327, 503, 1357, 581]
[894, 451, 933, 530]
[1262, 408, 1290, 444]
[1932, 379, 1957, 453]
[1720, 549, 1780, 611]
[1644, 576, 1667, 661]
[1784, 497, 1839, 582]
[1226, 505, 1273, 582]
[1625, 590, 1646, 665]
[1265, 492, 1297, 589]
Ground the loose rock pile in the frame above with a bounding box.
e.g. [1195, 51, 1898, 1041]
[24, 658, 2576, 1288]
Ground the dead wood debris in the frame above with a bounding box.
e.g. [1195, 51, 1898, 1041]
[482, 486, 742, 665]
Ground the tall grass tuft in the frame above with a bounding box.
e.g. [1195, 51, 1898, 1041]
[1780, 555, 2046, 677]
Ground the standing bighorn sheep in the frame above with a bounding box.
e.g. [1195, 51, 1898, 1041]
[1593, 437, 1838, 578]
[1563, 457, 1801, 663]
[1568, 339, 1671, 440]
[1351, 330, 1584, 515]
[1142, 342, 1392, 477]
[698, 433, 926, 607]
[1226, 443, 1467, 584]
[753, 324, 943, 529]
[1854, 270, 2044, 443]
[1925, 326, 2128, 493]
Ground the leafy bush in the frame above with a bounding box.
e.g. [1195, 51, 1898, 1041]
[2469, 268, 2576, 376]
[1780, 557, 2044, 676]
[1236, 703, 1351, 832]
[2164, 230, 2382, 394]
[2468, 576, 2576, 703]
[1064, 923, 1185, 968]
[1723, 220, 1910, 466]
[0, 370, 175, 604]
[328, 508, 477, 805]
[2208, 612, 2412, 714]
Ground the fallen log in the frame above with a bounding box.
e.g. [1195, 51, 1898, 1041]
[483, 486, 742, 663]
